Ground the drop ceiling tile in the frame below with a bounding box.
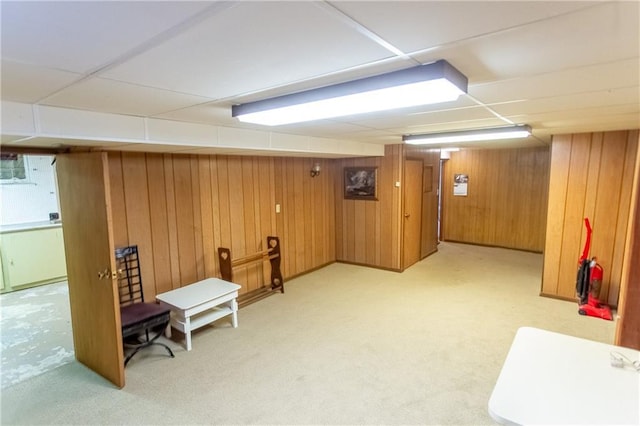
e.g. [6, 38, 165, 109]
[489, 87, 640, 117]
[1, 61, 81, 103]
[1, 1, 213, 73]
[43, 77, 214, 117]
[344, 104, 493, 130]
[103, 1, 393, 99]
[409, 2, 639, 84]
[538, 113, 640, 133]
[332, 1, 595, 54]
[464, 1, 639, 81]
[508, 105, 640, 126]
[469, 58, 640, 104]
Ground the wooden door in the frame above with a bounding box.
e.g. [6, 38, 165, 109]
[57, 152, 124, 388]
[421, 161, 439, 258]
[403, 160, 423, 269]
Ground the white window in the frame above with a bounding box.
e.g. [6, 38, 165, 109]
[0, 154, 30, 183]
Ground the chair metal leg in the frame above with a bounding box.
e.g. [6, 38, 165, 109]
[123, 321, 175, 367]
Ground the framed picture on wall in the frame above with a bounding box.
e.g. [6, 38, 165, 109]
[344, 167, 378, 200]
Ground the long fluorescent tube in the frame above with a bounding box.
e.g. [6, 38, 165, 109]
[403, 125, 532, 145]
[232, 60, 467, 126]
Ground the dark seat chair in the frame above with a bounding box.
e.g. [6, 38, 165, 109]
[116, 245, 174, 366]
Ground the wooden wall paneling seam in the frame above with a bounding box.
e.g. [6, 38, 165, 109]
[595, 131, 631, 301]
[354, 206, 366, 265]
[295, 158, 305, 273]
[381, 147, 395, 269]
[251, 158, 264, 289]
[289, 157, 297, 268]
[162, 154, 181, 289]
[391, 145, 401, 270]
[557, 134, 591, 298]
[121, 153, 156, 301]
[240, 157, 258, 291]
[329, 159, 336, 263]
[198, 156, 216, 279]
[312, 160, 320, 265]
[209, 156, 222, 279]
[344, 160, 356, 263]
[399, 147, 405, 264]
[365, 192, 377, 265]
[268, 158, 277, 241]
[145, 154, 173, 296]
[226, 156, 247, 292]
[258, 157, 274, 286]
[334, 159, 343, 260]
[286, 157, 297, 276]
[609, 133, 639, 306]
[327, 160, 336, 262]
[374, 156, 382, 266]
[189, 156, 204, 281]
[108, 152, 129, 249]
[482, 150, 502, 248]
[542, 137, 572, 295]
[217, 156, 232, 255]
[173, 155, 197, 287]
[582, 133, 603, 232]
[274, 158, 286, 275]
[321, 160, 327, 263]
[304, 159, 314, 271]
[440, 158, 448, 242]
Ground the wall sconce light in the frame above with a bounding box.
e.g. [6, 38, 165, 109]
[403, 125, 531, 145]
[232, 60, 468, 126]
[310, 162, 321, 178]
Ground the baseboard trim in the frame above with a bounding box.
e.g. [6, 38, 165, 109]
[335, 260, 402, 273]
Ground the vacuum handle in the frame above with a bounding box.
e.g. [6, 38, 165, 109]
[580, 218, 593, 263]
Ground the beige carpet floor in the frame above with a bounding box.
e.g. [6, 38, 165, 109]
[0, 242, 615, 425]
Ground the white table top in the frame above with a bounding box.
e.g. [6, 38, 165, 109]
[489, 327, 640, 425]
[156, 278, 241, 310]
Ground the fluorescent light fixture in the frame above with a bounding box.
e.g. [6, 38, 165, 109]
[403, 125, 531, 145]
[232, 60, 467, 126]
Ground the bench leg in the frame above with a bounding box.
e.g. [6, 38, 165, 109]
[185, 316, 192, 351]
[231, 299, 239, 328]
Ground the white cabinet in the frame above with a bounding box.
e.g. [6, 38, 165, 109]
[0, 224, 67, 291]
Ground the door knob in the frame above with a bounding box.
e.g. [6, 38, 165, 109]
[98, 268, 118, 280]
[404, 213, 410, 218]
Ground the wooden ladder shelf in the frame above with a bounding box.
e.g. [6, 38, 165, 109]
[217, 236, 284, 307]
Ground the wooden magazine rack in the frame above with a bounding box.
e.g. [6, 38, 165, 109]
[217, 236, 284, 307]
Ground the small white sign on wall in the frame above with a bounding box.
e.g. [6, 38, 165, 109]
[454, 173, 468, 196]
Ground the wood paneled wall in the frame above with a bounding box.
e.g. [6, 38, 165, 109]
[335, 145, 404, 270]
[441, 147, 550, 252]
[108, 152, 335, 300]
[616, 134, 640, 349]
[542, 130, 639, 305]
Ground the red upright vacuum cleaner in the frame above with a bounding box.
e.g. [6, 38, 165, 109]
[575, 218, 613, 320]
